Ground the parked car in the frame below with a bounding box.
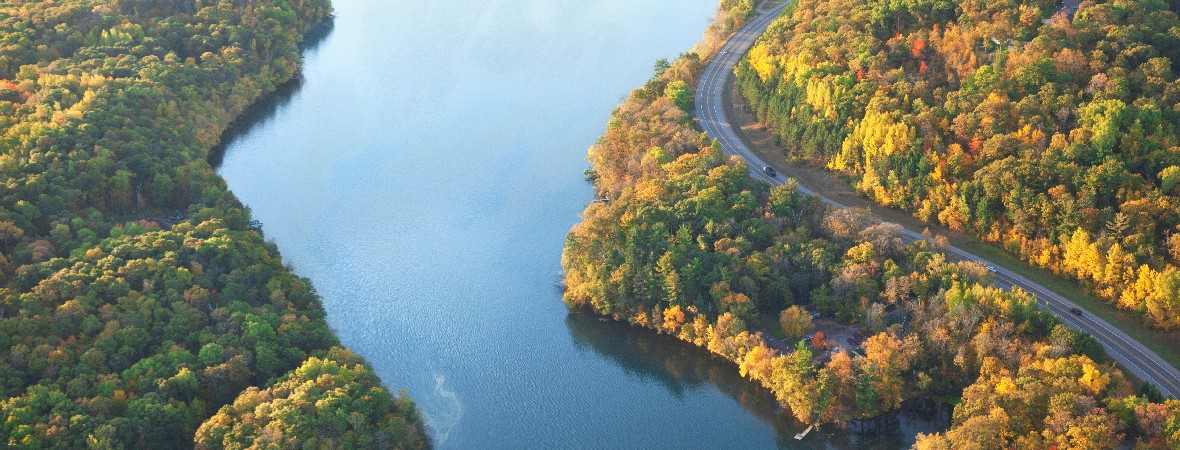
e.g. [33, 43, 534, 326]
[762, 166, 776, 177]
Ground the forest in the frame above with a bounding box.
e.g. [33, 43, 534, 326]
[735, 0, 1180, 330]
[562, 2, 1180, 446]
[0, 0, 427, 448]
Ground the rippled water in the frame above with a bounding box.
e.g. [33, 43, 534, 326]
[215, 0, 948, 447]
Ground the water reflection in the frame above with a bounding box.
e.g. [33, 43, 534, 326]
[212, 0, 953, 445]
[209, 18, 335, 167]
[565, 312, 951, 449]
[300, 16, 336, 53]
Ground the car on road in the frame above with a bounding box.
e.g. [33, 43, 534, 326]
[987, 265, 998, 273]
[762, 166, 776, 177]
[1069, 307, 1083, 316]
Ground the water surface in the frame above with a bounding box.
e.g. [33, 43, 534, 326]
[215, 1, 948, 447]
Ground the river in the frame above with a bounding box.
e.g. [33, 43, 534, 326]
[214, 0, 948, 448]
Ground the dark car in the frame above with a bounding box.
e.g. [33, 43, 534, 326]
[1069, 307, 1083, 316]
[762, 166, 777, 177]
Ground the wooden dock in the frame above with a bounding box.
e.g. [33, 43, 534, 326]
[794, 424, 815, 440]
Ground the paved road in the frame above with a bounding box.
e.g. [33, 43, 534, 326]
[694, 0, 1180, 400]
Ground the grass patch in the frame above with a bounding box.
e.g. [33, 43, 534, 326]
[758, 314, 788, 341]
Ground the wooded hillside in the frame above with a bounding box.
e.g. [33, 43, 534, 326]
[0, 0, 428, 447]
[737, 0, 1180, 329]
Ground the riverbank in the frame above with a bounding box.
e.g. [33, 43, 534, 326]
[0, 1, 430, 446]
[567, 311, 953, 446]
[564, 0, 1180, 446]
[564, 0, 967, 431]
[212, 0, 815, 447]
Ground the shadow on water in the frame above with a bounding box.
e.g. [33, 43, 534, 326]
[208, 18, 335, 168]
[564, 312, 952, 449]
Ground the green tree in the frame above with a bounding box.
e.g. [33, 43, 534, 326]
[664, 80, 693, 112]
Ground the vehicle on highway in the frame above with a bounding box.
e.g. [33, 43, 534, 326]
[1069, 307, 1083, 316]
[987, 265, 998, 273]
[762, 166, 776, 177]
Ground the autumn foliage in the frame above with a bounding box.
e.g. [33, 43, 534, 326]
[563, 1, 1180, 442]
[0, 0, 427, 447]
[195, 349, 429, 449]
[737, 0, 1180, 329]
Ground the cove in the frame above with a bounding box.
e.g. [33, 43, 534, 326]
[213, 0, 949, 447]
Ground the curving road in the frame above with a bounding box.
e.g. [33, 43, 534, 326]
[694, 0, 1180, 400]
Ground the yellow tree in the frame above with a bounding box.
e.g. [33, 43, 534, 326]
[861, 333, 920, 412]
[779, 305, 814, 341]
[739, 344, 777, 383]
[1146, 268, 1180, 329]
[662, 305, 686, 333]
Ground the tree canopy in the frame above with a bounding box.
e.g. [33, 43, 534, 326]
[563, 5, 1180, 443]
[737, 0, 1180, 330]
[195, 348, 429, 450]
[0, 0, 428, 447]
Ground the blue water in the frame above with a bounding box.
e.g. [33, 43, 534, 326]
[215, 1, 947, 447]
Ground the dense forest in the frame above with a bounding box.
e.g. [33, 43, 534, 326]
[563, 1, 1180, 446]
[0, 0, 427, 448]
[736, 0, 1180, 330]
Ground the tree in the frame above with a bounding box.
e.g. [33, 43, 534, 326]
[732, 0, 1180, 334]
[0, 0, 421, 447]
[811, 331, 830, 351]
[559, 1, 1180, 439]
[194, 349, 430, 450]
[1040, 394, 1123, 449]
[653, 58, 671, 76]
[859, 333, 917, 414]
[945, 407, 1014, 449]
[0, 220, 22, 254]
[1146, 268, 1180, 329]
[1133, 400, 1180, 448]
[664, 80, 693, 112]
[1161, 166, 1180, 195]
[740, 344, 776, 381]
[662, 305, 686, 332]
[779, 305, 813, 341]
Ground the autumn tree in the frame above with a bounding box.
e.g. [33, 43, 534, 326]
[779, 305, 814, 341]
[195, 349, 429, 450]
